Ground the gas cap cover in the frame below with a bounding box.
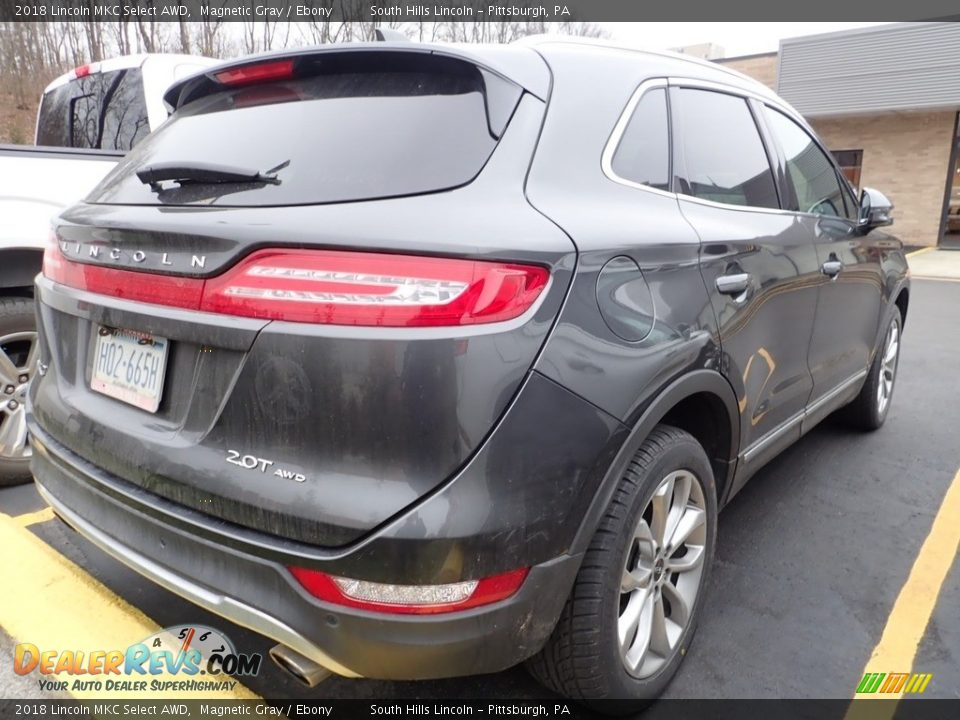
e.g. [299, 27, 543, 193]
[596, 256, 656, 342]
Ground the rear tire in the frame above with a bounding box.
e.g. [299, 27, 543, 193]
[527, 425, 717, 713]
[0, 296, 37, 487]
[842, 308, 901, 431]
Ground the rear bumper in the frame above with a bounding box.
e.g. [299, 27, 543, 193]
[30, 425, 582, 680]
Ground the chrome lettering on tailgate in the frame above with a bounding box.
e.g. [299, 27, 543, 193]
[225, 449, 306, 483]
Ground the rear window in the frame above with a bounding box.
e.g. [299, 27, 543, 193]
[88, 55, 520, 207]
[37, 68, 149, 151]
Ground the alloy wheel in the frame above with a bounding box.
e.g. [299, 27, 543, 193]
[0, 331, 38, 460]
[618, 469, 707, 679]
[876, 320, 900, 417]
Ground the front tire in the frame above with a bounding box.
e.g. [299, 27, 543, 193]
[0, 296, 37, 487]
[843, 308, 901, 431]
[527, 425, 717, 712]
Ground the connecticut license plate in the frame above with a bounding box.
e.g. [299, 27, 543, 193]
[90, 326, 169, 413]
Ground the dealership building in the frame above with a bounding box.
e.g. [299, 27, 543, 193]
[709, 22, 960, 248]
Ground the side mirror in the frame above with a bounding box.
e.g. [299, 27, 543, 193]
[859, 187, 894, 232]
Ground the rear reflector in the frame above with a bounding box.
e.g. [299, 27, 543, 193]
[214, 59, 295, 87]
[288, 567, 528, 615]
[43, 242, 548, 327]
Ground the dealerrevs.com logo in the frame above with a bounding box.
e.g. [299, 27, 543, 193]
[14, 625, 262, 693]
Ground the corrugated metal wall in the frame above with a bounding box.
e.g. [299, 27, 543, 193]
[778, 22, 960, 117]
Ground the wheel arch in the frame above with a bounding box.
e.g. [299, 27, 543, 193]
[894, 285, 909, 328]
[570, 369, 740, 556]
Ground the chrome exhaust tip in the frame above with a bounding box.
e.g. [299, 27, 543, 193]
[269, 644, 332, 688]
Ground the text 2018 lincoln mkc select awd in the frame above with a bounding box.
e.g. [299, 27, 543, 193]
[28, 38, 908, 707]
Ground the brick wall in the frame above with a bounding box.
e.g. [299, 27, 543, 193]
[811, 112, 956, 247]
[715, 53, 778, 91]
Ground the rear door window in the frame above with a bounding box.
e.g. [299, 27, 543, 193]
[89, 55, 521, 208]
[672, 88, 780, 210]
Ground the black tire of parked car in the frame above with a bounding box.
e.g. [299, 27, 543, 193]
[0, 296, 36, 486]
[842, 307, 902, 432]
[527, 424, 718, 712]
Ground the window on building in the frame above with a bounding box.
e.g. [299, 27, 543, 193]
[832, 149, 864, 192]
[672, 88, 780, 210]
[764, 107, 856, 221]
[610, 87, 670, 191]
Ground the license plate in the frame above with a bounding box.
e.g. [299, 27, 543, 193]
[90, 326, 169, 413]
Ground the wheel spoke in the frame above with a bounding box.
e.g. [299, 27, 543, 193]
[648, 593, 671, 656]
[666, 543, 705, 574]
[618, 586, 650, 648]
[0, 348, 18, 387]
[23, 337, 39, 374]
[664, 472, 692, 547]
[662, 580, 692, 627]
[621, 565, 653, 593]
[0, 408, 27, 457]
[649, 476, 674, 546]
[622, 589, 655, 672]
[667, 505, 706, 553]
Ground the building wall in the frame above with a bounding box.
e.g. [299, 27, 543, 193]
[714, 53, 778, 91]
[811, 111, 956, 247]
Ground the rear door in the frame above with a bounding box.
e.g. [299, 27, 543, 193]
[760, 106, 881, 420]
[670, 84, 820, 483]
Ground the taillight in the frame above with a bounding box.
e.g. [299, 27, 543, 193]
[200, 249, 549, 326]
[74, 64, 91, 78]
[42, 243, 549, 327]
[214, 59, 295, 87]
[288, 566, 528, 615]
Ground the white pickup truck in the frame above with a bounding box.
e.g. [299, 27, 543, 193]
[0, 52, 217, 485]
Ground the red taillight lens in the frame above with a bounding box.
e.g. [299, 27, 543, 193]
[200, 249, 548, 326]
[214, 59, 295, 87]
[288, 566, 528, 615]
[74, 64, 91, 78]
[42, 243, 549, 327]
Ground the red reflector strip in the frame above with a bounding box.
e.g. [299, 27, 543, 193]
[43, 244, 549, 327]
[42, 243, 203, 310]
[214, 59, 295, 87]
[288, 567, 529, 615]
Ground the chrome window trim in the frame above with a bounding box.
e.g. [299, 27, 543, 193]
[600, 75, 857, 227]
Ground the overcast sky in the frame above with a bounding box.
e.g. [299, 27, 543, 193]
[601, 22, 892, 58]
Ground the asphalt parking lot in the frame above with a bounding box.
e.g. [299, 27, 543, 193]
[1, 274, 958, 702]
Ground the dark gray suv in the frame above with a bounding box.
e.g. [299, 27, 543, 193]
[28, 38, 908, 707]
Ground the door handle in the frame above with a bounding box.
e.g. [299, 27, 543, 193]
[716, 273, 751, 295]
[821, 260, 843, 277]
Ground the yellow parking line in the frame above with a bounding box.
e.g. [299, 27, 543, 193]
[845, 468, 960, 719]
[13, 506, 55, 527]
[906, 247, 935, 258]
[0, 511, 260, 700]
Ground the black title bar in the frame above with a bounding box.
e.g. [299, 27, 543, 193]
[5, 0, 960, 22]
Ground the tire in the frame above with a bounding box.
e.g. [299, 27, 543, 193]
[527, 425, 717, 713]
[842, 307, 902, 431]
[0, 296, 37, 487]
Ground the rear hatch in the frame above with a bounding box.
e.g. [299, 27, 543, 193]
[31, 47, 576, 548]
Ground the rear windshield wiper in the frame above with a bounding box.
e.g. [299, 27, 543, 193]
[136, 160, 288, 191]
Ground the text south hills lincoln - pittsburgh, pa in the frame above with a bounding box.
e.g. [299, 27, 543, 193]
[370, 5, 571, 18]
